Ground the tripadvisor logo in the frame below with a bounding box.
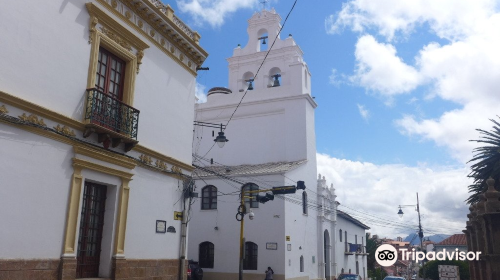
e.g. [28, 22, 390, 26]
[375, 244, 482, 267]
[375, 244, 398, 267]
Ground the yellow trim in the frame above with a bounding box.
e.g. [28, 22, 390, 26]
[63, 166, 84, 254]
[73, 157, 134, 179]
[74, 145, 137, 169]
[96, 0, 206, 76]
[0, 90, 193, 173]
[86, 3, 149, 107]
[134, 144, 195, 171]
[0, 90, 84, 130]
[114, 178, 130, 255]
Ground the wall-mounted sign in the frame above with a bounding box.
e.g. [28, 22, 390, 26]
[286, 236, 290, 241]
[167, 226, 176, 233]
[174, 211, 183, 220]
[287, 244, 292, 251]
[266, 243, 278, 250]
[156, 220, 166, 233]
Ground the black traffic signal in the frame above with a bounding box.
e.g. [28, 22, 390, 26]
[256, 193, 275, 204]
[296, 181, 306, 190]
[271, 186, 296, 195]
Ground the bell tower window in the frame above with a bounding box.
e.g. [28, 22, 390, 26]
[257, 29, 268, 52]
[268, 67, 281, 87]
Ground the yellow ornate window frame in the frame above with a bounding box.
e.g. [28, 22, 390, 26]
[85, 2, 149, 107]
[63, 157, 134, 257]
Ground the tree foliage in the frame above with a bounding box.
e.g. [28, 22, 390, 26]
[467, 117, 500, 204]
[419, 260, 469, 280]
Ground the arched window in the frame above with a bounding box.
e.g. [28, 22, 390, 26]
[199, 242, 214, 268]
[243, 242, 258, 270]
[242, 72, 254, 91]
[339, 229, 342, 242]
[300, 255, 304, 272]
[302, 191, 308, 214]
[202, 185, 217, 210]
[242, 183, 259, 209]
[257, 29, 268, 52]
[268, 67, 281, 87]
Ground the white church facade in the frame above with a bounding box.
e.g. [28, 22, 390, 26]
[188, 8, 369, 280]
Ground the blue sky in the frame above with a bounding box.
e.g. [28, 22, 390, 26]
[170, 0, 500, 238]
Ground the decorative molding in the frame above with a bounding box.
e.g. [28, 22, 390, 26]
[74, 145, 137, 170]
[63, 166, 83, 255]
[19, 113, 46, 126]
[171, 165, 182, 174]
[0, 90, 193, 173]
[54, 124, 76, 137]
[114, 178, 130, 256]
[0, 91, 84, 130]
[134, 144, 194, 171]
[100, 26, 133, 51]
[73, 157, 134, 180]
[0, 104, 8, 114]
[139, 154, 153, 165]
[89, 16, 99, 43]
[155, 159, 167, 170]
[95, 0, 208, 76]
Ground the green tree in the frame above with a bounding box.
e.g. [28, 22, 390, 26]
[467, 118, 500, 204]
[368, 267, 387, 280]
[366, 233, 379, 271]
[419, 260, 470, 280]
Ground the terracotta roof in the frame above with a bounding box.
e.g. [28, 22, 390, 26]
[194, 160, 307, 177]
[337, 210, 370, 230]
[436, 234, 467, 246]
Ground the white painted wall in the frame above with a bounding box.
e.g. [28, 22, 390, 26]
[0, 125, 72, 258]
[0, 0, 196, 164]
[335, 215, 368, 278]
[187, 174, 287, 276]
[1, 1, 200, 271]
[125, 168, 185, 259]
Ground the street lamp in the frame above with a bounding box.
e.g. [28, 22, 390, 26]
[193, 121, 229, 148]
[398, 192, 425, 277]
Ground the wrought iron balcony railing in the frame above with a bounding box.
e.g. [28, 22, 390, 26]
[84, 89, 140, 151]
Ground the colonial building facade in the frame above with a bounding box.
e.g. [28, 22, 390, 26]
[188, 8, 368, 280]
[0, 1, 207, 279]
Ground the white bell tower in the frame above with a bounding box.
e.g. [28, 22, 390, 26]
[226, 9, 312, 97]
[195, 8, 316, 166]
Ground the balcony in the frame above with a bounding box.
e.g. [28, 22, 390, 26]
[83, 88, 140, 152]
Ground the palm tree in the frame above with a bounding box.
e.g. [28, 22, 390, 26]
[467, 117, 500, 204]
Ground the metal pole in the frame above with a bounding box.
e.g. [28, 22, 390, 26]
[416, 192, 424, 279]
[239, 189, 245, 280]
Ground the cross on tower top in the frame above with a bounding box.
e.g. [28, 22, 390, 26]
[260, 0, 268, 10]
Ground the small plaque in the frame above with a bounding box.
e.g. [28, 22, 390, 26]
[266, 243, 278, 250]
[174, 211, 183, 220]
[286, 236, 290, 241]
[156, 220, 166, 233]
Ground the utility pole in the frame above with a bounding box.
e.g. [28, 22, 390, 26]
[236, 182, 305, 280]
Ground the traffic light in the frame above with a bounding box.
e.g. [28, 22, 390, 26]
[271, 186, 296, 195]
[256, 193, 275, 203]
[296, 181, 306, 190]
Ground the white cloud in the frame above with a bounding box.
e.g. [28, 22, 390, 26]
[317, 153, 471, 238]
[176, 0, 257, 28]
[329, 69, 341, 86]
[357, 104, 369, 121]
[195, 82, 207, 103]
[326, 1, 500, 163]
[351, 35, 421, 95]
[325, 0, 495, 41]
